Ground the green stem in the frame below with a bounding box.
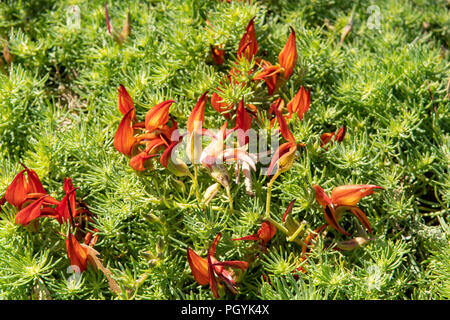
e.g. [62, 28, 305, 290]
[266, 217, 304, 246]
[189, 166, 202, 203]
[264, 171, 281, 220]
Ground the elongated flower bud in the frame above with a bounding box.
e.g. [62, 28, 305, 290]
[202, 183, 221, 206]
[336, 237, 368, 250]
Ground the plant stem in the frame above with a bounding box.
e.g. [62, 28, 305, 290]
[189, 166, 202, 203]
[264, 171, 281, 220]
[225, 185, 233, 211]
[266, 216, 304, 246]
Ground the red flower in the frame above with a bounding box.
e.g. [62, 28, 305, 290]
[320, 125, 346, 147]
[187, 233, 249, 298]
[312, 184, 384, 236]
[233, 221, 276, 246]
[113, 85, 180, 171]
[3, 164, 48, 209]
[253, 27, 297, 95]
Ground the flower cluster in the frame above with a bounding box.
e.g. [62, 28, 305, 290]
[0, 164, 98, 273]
[110, 17, 385, 298]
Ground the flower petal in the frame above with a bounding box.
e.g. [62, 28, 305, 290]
[56, 189, 77, 224]
[273, 100, 295, 143]
[145, 100, 175, 132]
[207, 251, 220, 299]
[118, 85, 135, 119]
[312, 185, 332, 207]
[186, 247, 210, 286]
[287, 86, 310, 120]
[282, 199, 296, 222]
[232, 234, 260, 242]
[237, 18, 258, 60]
[334, 125, 346, 142]
[350, 206, 372, 234]
[323, 205, 350, 236]
[129, 152, 158, 171]
[14, 195, 48, 226]
[211, 92, 232, 118]
[4, 170, 28, 208]
[267, 141, 296, 176]
[331, 184, 384, 206]
[114, 108, 137, 156]
[66, 232, 88, 272]
[278, 27, 297, 80]
[257, 221, 277, 244]
[235, 98, 252, 146]
[187, 92, 208, 134]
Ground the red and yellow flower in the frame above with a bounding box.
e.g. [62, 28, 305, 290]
[312, 184, 384, 236]
[113, 85, 180, 172]
[253, 27, 297, 95]
[187, 233, 249, 298]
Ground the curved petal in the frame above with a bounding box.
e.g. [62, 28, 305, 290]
[211, 92, 232, 118]
[278, 27, 297, 80]
[56, 189, 77, 224]
[349, 206, 372, 234]
[232, 234, 260, 242]
[66, 232, 88, 272]
[331, 184, 384, 206]
[14, 195, 48, 226]
[287, 86, 310, 120]
[235, 98, 252, 146]
[312, 185, 332, 207]
[323, 205, 350, 237]
[187, 92, 208, 134]
[237, 18, 258, 60]
[145, 100, 175, 132]
[129, 152, 158, 171]
[207, 250, 220, 299]
[186, 248, 209, 286]
[267, 141, 296, 176]
[118, 85, 135, 119]
[273, 100, 295, 143]
[257, 221, 277, 244]
[114, 108, 137, 156]
[160, 140, 182, 168]
[282, 199, 296, 222]
[4, 170, 28, 208]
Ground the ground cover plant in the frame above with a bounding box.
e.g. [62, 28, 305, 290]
[0, 0, 449, 300]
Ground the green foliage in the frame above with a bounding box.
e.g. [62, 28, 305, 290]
[0, 0, 449, 300]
